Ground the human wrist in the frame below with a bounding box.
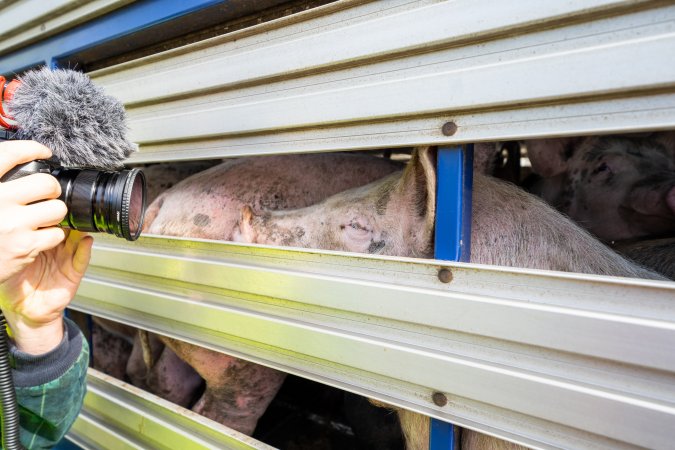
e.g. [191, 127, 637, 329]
[5, 314, 64, 355]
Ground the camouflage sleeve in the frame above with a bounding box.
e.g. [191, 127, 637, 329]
[9, 318, 89, 449]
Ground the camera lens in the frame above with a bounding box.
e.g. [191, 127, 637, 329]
[55, 167, 147, 241]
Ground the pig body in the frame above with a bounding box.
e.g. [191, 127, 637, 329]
[139, 153, 404, 434]
[139, 159, 224, 205]
[236, 147, 662, 449]
[145, 154, 404, 240]
[91, 159, 221, 396]
[238, 150, 656, 278]
[526, 133, 675, 242]
[613, 237, 675, 280]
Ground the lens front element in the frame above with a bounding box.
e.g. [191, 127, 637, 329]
[121, 169, 146, 240]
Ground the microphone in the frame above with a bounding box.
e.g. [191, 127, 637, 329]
[0, 67, 146, 241]
[1, 67, 136, 169]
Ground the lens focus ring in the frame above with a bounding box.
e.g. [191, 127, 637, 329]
[67, 170, 99, 231]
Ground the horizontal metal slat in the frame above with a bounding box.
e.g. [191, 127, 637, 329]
[68, 369, 272, 450]
[0, 0, 133, 57]
[71, 235, 675, 450]
[129, 93, 675, 163]
[92, 0, 645, 105]
[127, 33, 675, 140]
[85, 0, 675, 162]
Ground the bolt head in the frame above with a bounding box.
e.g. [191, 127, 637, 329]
[432, 392, 448, 407]
[438, 268, 453, 283]
[441, 122, 458, 136]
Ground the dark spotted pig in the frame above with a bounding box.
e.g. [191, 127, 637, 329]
[139, 153, 404, 434]
[235, 147, 662, 450]
[526, 132, 675, 242]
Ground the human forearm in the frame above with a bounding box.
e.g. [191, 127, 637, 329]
[3, 311, 64, 355]
[12, 318, 89, 448]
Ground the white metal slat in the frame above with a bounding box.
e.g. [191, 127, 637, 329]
[71, 235, 675, 450]
[0, 0, 134, 56]
[68, 369, 272, 450]
[86, 0, 675, 163]
[93, 0, 646, 104]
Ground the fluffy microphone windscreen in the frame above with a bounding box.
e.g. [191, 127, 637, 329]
[8, 67, 136, 169]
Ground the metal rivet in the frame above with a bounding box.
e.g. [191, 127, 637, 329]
[432, 392, 448, 407]
[441, 121, 457, 136]
[438, 268, 453, 283]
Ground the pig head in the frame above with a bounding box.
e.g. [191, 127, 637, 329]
[234, 149, 436, 258]
[526, 132, 675, 241]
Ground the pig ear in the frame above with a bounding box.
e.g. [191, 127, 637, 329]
[141, 193, 164, 232]
[236, 205, 258, 243]
[397, 146, 437, 243]
[526, 138, 578, 177]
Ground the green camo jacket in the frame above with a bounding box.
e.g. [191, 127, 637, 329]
[8, 318, 89, 449]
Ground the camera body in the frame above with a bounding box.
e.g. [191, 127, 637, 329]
[1, 138, 146, 241]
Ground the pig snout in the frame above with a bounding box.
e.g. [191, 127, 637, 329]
[668, 185, 675, 215]
[621, 181, 675, 238]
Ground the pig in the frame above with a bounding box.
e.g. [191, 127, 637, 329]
[137, 152, 404, 434]
[613, 237, 675, 280]
[234, 146, 662, 450]
[137, 159, 224, 205]
[524, 132, 675, 281]
[90, 317, 205, 407]
[90, 320, 134, 380]
[90, 159, 222, 402]
[526, 132, 675, 242]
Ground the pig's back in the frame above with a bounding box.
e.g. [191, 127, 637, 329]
[144, 153, 403, 240]
[471, 174, 662, 280]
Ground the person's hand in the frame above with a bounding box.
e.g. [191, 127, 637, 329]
[0, 140, 93, 354]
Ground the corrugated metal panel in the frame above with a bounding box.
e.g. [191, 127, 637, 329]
[8, 0, 667, 448]
[86, 0, 675, 163]
[71, 235, 675, 450]
[68, 369, 273, 450]
[0, 0, 134, 56]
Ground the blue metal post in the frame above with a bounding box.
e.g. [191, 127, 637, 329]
[429, 144, 474, 449]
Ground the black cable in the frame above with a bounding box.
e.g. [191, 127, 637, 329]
[0, 312, 26, 449]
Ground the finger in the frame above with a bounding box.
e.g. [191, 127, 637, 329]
[22, 199, 68, 229]
[71, 234, 93, 276]
[0, 141, 52, 179]
[0, 173, 62, 205]
[31, 227, 67, 254]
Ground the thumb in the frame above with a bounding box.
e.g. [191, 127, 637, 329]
[72, 234, 94, 276]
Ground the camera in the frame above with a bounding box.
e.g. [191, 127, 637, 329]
[1, 132, 146, 241]
[0, 68, 147, 241]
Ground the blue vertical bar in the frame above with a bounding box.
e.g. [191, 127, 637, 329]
[429, 144, 474, 449]
[434, 145, 473, 261]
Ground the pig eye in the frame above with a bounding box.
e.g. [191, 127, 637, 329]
[341, 220, 372, 241]
[592, 162, 612, 175]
